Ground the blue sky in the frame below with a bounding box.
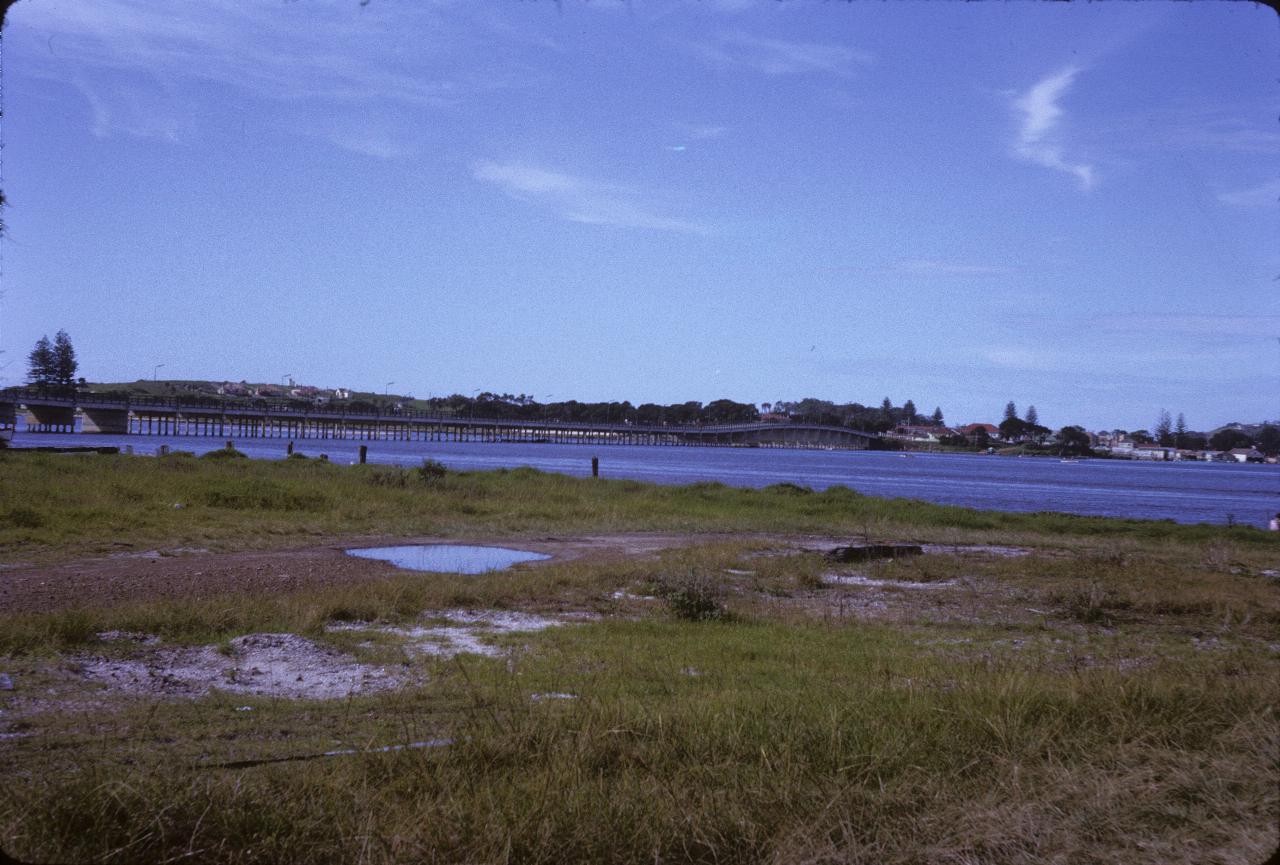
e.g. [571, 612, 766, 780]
[2, 0, 1277, 430]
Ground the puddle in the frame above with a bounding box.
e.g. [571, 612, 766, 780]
[346, 544, 550, 574]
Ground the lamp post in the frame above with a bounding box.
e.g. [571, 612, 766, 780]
[153, 363, 164, 382]
[282, 374, 292, 387]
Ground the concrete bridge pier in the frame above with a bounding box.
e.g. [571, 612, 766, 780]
[81, 407, 131, 434]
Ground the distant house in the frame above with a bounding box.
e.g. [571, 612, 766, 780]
[888, 424, 954, 443]
[1227, 448, 1266, 464]
[1131, 445, 1174, 461]
[334, 388, 352, 399]
[957, 423, 1000, 444]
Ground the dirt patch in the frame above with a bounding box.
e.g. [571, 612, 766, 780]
[920, 543, 1031, 558]
[823, 574, 956, 589]
[75, 633, 406, 700]
[0, 532, 854, 614]
[329, 609, 591, 658]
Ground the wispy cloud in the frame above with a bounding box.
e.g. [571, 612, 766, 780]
[816, 259, 1016, 278]
[16, 0, 466, 150]
[472, 161, 711, 234]
[892, 259, 1016, 277]
[1095, 314, 1280, 338]
[1012, 67, 1096, 191]
[1217, 179, 1280, 207]
[689, 32, 872, 77]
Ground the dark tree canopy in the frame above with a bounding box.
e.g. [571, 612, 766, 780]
[1056, 425, 1093, 456]
[1256, 424, 1280, 455]
[26, 335, 55, 385]
[1154, 409, 1173, 446]
[53, 330, 78, 386]
[1209, 428, 1253, 451]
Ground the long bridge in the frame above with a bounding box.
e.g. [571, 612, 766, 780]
[0, 389, 878, 451]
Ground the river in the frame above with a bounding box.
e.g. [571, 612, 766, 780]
[10, 431, 1278, 529]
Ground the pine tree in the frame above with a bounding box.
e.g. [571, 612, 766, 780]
[1024, 405, 1038, 427]
[26, 335, 55, 386]
[931, 406, 944, 425]
[1174, 412, 1188, 448]
[880, 397, 893, 418]
[52, 330, 78, 387]
[1003, 401, 1018, 422]
[902, 400, 917, 424]
[1154, 409, 1173, 446]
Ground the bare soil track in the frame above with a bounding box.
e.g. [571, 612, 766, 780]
[0, 532, 856, 614]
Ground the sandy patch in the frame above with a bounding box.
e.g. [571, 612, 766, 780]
[76, 633, 404, 700]
[920, 544, 1031, 558]
[329, 609, 589, 658]
[823, 574, 956, 589]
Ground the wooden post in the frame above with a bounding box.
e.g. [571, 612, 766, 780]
[225, 440, 234, 450]
[287, 441, 294, 455]
[591, 456, 599, 477]
[359, 445, 367, 464]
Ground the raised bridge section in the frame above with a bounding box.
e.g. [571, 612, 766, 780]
[0, 389, 878, 451]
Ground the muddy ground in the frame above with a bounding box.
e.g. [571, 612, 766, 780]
[0, 533, 1026, 614]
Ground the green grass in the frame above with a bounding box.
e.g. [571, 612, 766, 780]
[1, 452, 1275, 562]
[3, 619, 1275, 864]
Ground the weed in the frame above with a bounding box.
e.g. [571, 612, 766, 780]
[1059, 582, 1132, 625]
[200, 447, 248, 460]
[4, 507, 45, 529]
[651, 568, 730, 621]
[417, 458, 448, 483]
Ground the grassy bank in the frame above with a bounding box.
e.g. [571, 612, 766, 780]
[1, 451, 1274, 562]
[1, 452, 1277, 863]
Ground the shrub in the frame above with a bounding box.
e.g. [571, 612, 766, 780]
[5, 507, 45, 529]
[651, 568, 729, 622]
[200, 447, 248, 461]
[286, 452, 310, 461]
[417, 459, 448, 483]
[764, 482, 813, 496]
[366, 468, 411, 488]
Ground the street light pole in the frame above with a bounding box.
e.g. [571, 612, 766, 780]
[153, 363, 165, 382]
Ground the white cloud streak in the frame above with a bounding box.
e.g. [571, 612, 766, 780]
[690, 32, 872, 77]
[15, 0, 466, 152]
[1095, 314, 1280, 338]
[1217, 179, 1280, 207]
[1012, 67, 1096, 191]
[472, 162, 711, 235]
[892, 259, 1016, 277]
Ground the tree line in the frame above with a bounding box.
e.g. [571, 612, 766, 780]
[25, 330, 80, 389]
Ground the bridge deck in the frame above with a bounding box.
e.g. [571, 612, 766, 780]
[0, 389, 879, 450]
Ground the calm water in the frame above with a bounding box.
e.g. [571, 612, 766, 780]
[11, 431, 1279, 528]
[347, 544, 549, 573]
